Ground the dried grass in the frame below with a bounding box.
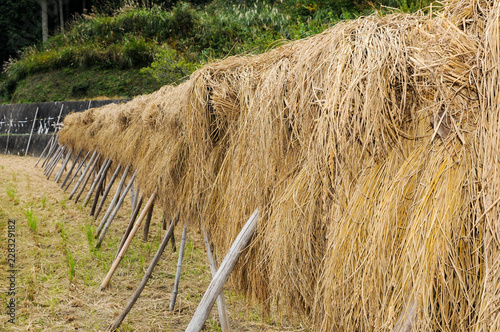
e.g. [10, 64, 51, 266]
[57, 0, 500, 330]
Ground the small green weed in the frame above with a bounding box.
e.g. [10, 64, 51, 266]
[6, 183, 15, 200]
[25, 207, 38, 232]
[41, 194, 47, 209]
[61, 199, 67, 209]
[57, 222, 76, 283]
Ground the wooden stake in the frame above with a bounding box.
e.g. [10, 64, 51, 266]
[95, 165, 129, 237]
[41, 135, 57, 168]
[170, 222, 187, 311]
[94, 164, 121, 219]
[100, 191, 156, 290]
[4, 119, 12, 154]
[96, 169, 138, 248]
[68, 150, 97, 200]
[87, 159, 112, 209]
[34, 135, 54, 167]
[64, 150, 90, 191]
[186, 209, 258, 332]
[61, 150, 89, 191]
[25, 107, 39, 157]
[115, 192, 144, 259]
[44, 144, 62, 175]
[54, 149, 72, 183]
[83, 158, 107, 206]
[109, 213, 178, 331]
[202, 229, 230, 331]
[74, 152, 101, 203]
[142, 202, 154, 242]
[46, 146, 65, 179]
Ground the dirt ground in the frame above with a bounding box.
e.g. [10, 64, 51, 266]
[0, 154, 307, 331]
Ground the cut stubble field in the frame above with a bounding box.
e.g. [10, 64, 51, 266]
[0, 154, 303, 331]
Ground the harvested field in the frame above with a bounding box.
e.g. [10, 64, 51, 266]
[20, 0, 500, 330]
[0, 155, 303, 331]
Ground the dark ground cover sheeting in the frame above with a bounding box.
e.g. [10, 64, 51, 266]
[0, 99, 126, 156]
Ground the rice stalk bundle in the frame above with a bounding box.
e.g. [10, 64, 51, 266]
[57, 0, 500, 329]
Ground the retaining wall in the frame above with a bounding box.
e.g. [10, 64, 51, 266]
[0, 100, 126, 156]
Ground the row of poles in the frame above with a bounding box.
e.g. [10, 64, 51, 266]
[34, 132, 258, 332]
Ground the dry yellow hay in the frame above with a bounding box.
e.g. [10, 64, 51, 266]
[58, 0, 500, 329]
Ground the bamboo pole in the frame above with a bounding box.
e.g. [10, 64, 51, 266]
[94, 164, 121, 219]
[202, 229, 230, 331]
[186, 209, 258, 332]
[68, 150, 97, 200]
[142, 202, 154, 241]
[74, 153, 101, 203]
[61, 150, 86, 191]
[54, 149, 72, 183]
[46, 146, 65, 179]
[34, 135, 53, 167]
[95, 165, 129, 237]
[44, 144, 62, 174]
[41, 135, 57, 168]
[4, 119, 12, 154]
[109, 213, 178, 331]
[96, 169, 138, 247]
[115, 192, 144, 260]
[83, 158, 107, 206]
[170, 222, 187, 311]
[61, 150, 84, 189]
[90, 159, 112, 215]
[100, 191, 156, 290]
[86, 158, 111, 207]
[25, 107, 39, 157]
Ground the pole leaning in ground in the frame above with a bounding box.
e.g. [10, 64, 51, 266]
[170, 222, 187, 311]
[74, 152, 101, 203]
[185, 209, 258, 332]
[68, 150, 98, 200]
[54, 149, 72, 183]
[25, 107, 39, 157]
[94, 164, 122, 219]
[96, 165, 129, 237]
[100, 191, 156, 290]
[34, 135, 54, 167]
[115, 192, 144, 259]
[96, 169, 137, 247]
[202, 228, 230, 332]
[64, 150, 90, 191]
[109, 212, 178, 331]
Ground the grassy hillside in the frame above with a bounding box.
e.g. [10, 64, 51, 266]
[0, 0, 436, 104]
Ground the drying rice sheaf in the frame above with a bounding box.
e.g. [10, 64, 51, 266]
[58, 0, 500, 329]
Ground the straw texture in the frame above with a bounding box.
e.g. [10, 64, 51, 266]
[58, 1, 500, 329]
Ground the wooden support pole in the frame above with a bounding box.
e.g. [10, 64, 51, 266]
[109, 213, 178, 331]
[202, 229, 230, 332]
[186, 209, 258, 332]
[25, 107, 39, 157]
[170, 222, 187, 311]
[64, 150, 90, 191]
[142, 202, 154, 242]
[96, 169, 138, 248]
[95, 165, 129, 237]
[34, 135, 54, 167]
[54, 149, 72, 183]
[61, 150, 83, 189]
[83, 158, 107, 206]
[41, 135, 57, 168]
[4, 119, 12, 154]
[74, 152, 101, 203]
[44, 144, 62, 175]
[68, 150, 97, 200]
[100, 192, 156, 290]
[86, 159, 111, 208]
[46, 146, 65, 179]
[94, 164, 121, 219]
[115, 192, 144, 259]
[43, 137, 60, 171]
